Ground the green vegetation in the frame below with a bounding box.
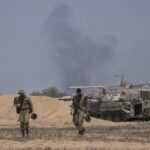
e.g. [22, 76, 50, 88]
[30, 87, 67, 98]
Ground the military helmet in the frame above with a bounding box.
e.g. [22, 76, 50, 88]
[18, 89, 25, 95]
[31, 113, 38, 120]
[85, 115, 91, 122]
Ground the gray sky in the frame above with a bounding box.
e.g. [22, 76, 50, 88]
[0, 0, 150, 94]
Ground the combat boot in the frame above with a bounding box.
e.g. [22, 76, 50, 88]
[20, 123, 25, 137]
[25, 123, 30, 137]
[25, 127, 29, 137]
[21, 129, 25, 137]
[78, 128, 85, 136]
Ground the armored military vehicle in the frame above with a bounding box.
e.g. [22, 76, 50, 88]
[68, 75, 150, 121]
[87, 86, 150, 121]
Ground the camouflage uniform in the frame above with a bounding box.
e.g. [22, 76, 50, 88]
[14, 90, 33, 137]
[72, 90, 87, 135]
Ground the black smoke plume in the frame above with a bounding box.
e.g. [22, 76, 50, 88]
[44, 4, 117, 88]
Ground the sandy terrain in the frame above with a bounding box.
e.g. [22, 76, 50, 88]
[0, 96, 149, 150]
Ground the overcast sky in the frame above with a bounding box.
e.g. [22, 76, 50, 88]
[0, 0, 150, 94]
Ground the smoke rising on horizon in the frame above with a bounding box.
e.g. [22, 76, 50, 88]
[44, 4, 117, 88]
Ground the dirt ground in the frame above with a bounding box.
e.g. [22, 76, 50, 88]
[0, 96, 150, 150]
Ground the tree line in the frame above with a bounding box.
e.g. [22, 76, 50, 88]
[30, 87, 67, 98]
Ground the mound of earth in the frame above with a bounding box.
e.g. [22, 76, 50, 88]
[0, 96, 117, 127]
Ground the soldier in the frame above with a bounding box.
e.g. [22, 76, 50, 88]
[14, 89, 33, 137]
[71, 88, 88, 135]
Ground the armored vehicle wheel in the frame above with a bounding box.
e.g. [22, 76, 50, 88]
[106, 115, 113, 121]
[113, 115, 121, 122]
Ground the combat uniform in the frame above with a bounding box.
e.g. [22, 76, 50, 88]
[14, 90, 33, 137]
[72, 94, 87, 135]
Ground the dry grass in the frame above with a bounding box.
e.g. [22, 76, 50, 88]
[0, 122, 150, 150]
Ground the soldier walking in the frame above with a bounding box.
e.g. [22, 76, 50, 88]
[71, 88, 88, 135]
[14, 89, 33, 137]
